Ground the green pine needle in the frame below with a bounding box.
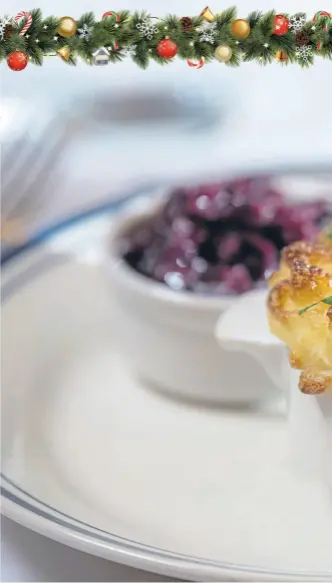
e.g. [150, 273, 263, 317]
[246, 11, 263, 29]
[217, 7, 237, 26]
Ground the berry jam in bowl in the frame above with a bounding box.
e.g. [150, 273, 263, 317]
[106, 171, 331, 405]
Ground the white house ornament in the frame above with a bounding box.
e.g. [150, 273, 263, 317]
[93, 47, 110, 65]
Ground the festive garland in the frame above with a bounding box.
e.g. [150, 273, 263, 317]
[1, 8, 332, 70]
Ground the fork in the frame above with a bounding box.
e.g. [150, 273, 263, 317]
[1, 114, 80, 227]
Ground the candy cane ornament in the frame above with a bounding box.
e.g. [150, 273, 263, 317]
[187, 58, 204, 69]
[14, 11, 32, 36]
[102, 11, 121, 23]
[313, 11, 331, 50]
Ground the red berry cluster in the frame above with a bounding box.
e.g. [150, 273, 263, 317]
[123, 178, 330, 296]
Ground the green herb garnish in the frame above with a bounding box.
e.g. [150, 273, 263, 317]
[299, 296, 332, 315]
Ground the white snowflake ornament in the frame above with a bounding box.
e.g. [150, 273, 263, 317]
[78, 23, 92, 39]
[296, 44, 312, 63]
[198, 20, 217, 44]
[0, 15, 11, 41]
[289, 14, 306, 33]
[121, 44, 137, 58]
[136, 18, 158, 40]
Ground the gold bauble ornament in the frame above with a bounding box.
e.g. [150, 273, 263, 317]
[57, 16, 78, 38]
[275, 49, 288, 62]
[200, 6, 215, 22]
[57, 46, 71, 61]
[215, 45, 233, 63]
[231, 18, 250, 40]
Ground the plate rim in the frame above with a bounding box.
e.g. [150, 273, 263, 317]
[2, 192, 332, 582]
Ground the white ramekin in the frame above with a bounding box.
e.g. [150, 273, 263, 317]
[105, 203, 278, 405]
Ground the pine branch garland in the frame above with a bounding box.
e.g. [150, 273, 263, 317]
[1, 8, 332, 69]
[216, 7, 237, 27]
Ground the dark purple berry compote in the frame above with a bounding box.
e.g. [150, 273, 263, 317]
[122, 177, 330, 295]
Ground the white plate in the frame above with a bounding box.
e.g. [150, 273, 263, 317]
[2, 197, 332, 583]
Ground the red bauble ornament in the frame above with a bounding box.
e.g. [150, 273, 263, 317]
[7, 51, 28, 71]
[156, 39, 178, 59]
[273, 14, 289, 35]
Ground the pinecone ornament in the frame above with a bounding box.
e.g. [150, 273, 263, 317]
[296, 30, 310, 46]
[4, 24, 14, 40]
[180, 16, 193, 31]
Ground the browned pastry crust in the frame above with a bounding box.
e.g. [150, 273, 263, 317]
[267, 226, 332, 395]
[299, 370, 332, 395]
[269, 239, 332, 288]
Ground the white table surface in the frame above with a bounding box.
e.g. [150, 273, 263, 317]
[2, 0, 332, 580]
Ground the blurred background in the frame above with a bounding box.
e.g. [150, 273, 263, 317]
[1, 0, 332, 581]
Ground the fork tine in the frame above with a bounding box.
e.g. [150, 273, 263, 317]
[1, 111, 72, 212]
[2, 119, 62, 192]
[2, 128, 68, 221]
[5, 130, 70, 221]
[1, 136, 37, 196]
[1, 112, 71, 219]
[1, 134, 31, 174]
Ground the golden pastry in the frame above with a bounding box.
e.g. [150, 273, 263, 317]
[267, 225, 332, 394]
